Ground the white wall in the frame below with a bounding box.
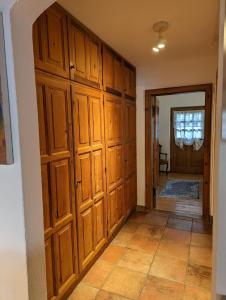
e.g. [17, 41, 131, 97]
[157, 92, 205, 170]
[136, 54, 218, 206]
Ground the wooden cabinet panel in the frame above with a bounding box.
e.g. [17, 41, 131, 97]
[124, 65, 136, 98]
[51, 159, 71, 225]
[103, 46, 114, 91]
[108, 189, 118, 234]
[107, 145, 123, 189]
[92, 149, 104, 199]
[115, 145, 123, 182]
[76, 153, 92, 206]
[116, 184, 124, 223]
[94, 197, 105, 249]
[87, 36, 101, 84]
[114, 57, 124, 93]
[41, 164, 51, 232]
[33, 16, 44, 69]
[33, 4, 69, 78]
[36, 83, 48, 156]
[90, 96, 103, 145]
[78, 207, 94, 269]
[73, 93, 90, 149]
[54, 223, 76, 292]
[105, 94, 123, 145]
[45, 238, 55, 300]
[69, 24, 87, 79]
[46, 86, 70, 155]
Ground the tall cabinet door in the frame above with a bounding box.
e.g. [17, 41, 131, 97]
[72, 83, 106, 271]
[35, 72, 78, 300]
[104, 93, 125, 236]
[124, 100, 137, 216]
[33, 4, 69, 79]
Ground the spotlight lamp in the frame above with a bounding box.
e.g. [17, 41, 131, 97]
[152, 21, 169, 54]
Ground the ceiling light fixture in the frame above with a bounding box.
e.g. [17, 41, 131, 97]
[152, 21, 169, 54]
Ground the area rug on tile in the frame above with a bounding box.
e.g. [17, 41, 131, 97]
[159, 180, 200, 199]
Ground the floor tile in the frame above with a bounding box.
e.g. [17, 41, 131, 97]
[167, 217, 192, 231]
[190, 246, 212, 268]
[127, 233, 159, 254]
[111, 231, 134, 247]
[103, 266, 146, 300]
[121, 222, 139, 234]
[143, 213, 168, 226]
[163, 228, 191, 244]
[184, 285, 211, 300]
[118, 248, 153, 273]
[100, 245, 126, 265]
[82, 260, 114, 289]
[129, 212, 147, 223]
[68, 282, 99, 300]
[135, 224, 164, 239]
[157, 240, 189, 261]
[186, 263, 212, 290]
[149, 255, 187, 283]
[95, 290, 131, 300]
[139, 275, 184, 300]
[192, 220, 212, 234]
[191, 233, 212, 248]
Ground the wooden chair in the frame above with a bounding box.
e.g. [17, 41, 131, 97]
[159, 144, 168, 174]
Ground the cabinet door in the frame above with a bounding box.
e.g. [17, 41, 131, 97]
[103, 46, 114, 91]
[87, 36, 101, 84]
[34, 4, 69, 78]
[114, 57, 124, 93]
[69, 22, 87, 80]
[124, 65, 131, 96]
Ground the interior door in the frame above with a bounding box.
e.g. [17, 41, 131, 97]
[170, 106, 204, 174]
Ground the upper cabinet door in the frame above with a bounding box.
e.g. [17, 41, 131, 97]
[114, 57, 124, 93]
[86, 36, 101, 84]
[124, 64, 136, 98]
[69, 19, 101, 87]
[103, 46, 114, 91]
[69, 22, 87, 80]
[33, 4, 69, 79]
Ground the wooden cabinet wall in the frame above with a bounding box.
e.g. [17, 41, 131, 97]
[33, 3, 136, 299]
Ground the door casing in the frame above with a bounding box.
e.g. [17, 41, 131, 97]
[145, 84, 212, 219]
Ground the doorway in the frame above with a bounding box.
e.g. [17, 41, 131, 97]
[145, 84, 212, 219]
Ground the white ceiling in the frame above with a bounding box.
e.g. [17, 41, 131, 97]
[58, 0, 219, 67]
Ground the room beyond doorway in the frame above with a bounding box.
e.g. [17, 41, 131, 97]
[145, 84, 212, 219]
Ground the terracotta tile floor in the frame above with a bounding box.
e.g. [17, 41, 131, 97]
[68, 211, 212, 300]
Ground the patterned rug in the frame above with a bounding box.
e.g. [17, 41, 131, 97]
[159, 180, 200, 199]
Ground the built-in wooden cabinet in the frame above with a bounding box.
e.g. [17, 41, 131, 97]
[68, 19, 102, 87]
[33, 3, 136, 299]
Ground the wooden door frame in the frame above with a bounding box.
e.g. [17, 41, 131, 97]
[145, 84, 212, 219]
[170, 105, 205, 174]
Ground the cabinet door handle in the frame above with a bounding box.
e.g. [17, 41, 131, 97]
[70, 64, 75, 70]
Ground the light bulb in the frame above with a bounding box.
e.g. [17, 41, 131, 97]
[157, 37, 167, 49]
[152, 47, 160, 53]
[157, 43, 165, 49]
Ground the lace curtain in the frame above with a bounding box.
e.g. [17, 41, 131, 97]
[173, 110, 205, 151]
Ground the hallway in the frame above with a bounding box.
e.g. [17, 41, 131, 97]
[69, 211, 212, 300]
